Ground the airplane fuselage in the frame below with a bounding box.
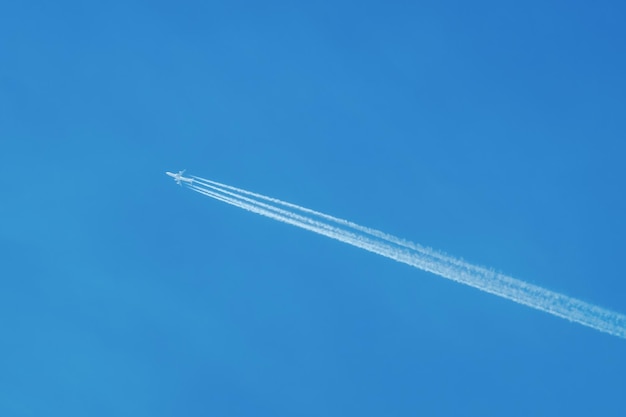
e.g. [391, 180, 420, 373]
[166, 170, 194, 185]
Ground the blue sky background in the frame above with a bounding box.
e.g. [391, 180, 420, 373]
[1, 1, 625, 415]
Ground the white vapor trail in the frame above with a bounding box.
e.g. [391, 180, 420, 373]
[191, 176, 483, 274]
[186, 176, 626, 339]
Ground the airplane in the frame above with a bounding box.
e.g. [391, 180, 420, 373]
[166, 170, 194, 186]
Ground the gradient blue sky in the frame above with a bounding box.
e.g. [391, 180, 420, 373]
[2, 1, 625, 416]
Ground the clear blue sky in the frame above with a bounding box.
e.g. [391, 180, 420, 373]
[1, 1, 625, 416]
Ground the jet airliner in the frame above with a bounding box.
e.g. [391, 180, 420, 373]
[166, 170, 194, 186]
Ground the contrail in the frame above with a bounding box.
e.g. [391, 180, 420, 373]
[185, 177, 626, 339]
[192, 176, 482, 274]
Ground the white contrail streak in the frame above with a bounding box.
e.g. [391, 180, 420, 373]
[185, 178, 626, 339]
[192, 176, 481, 274]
